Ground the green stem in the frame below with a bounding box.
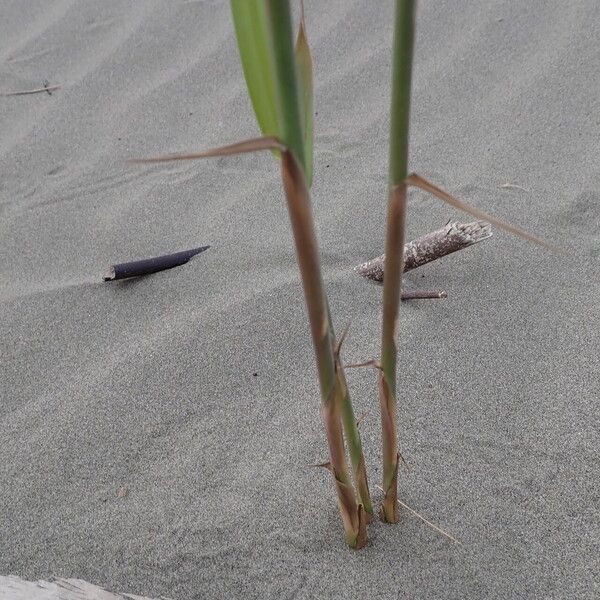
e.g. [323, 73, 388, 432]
[379, 0, 416, 523]
[388, 0, 415, 188]
[264, 0, 365, 546]
[280, 151, 366, 548]
[265, 0, 306, 174]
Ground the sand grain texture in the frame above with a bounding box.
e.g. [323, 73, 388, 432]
[1, 1, 599, 599]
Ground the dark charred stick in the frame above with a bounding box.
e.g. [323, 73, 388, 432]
[103, 246, 210, 281]
[355, 221, 492, 283]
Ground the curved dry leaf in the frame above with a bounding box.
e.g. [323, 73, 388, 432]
[129, 136, 285, 164]
[406, 173, 558, 251]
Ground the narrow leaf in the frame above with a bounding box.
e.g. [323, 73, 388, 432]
[230, 0, 280, 138]
[294, 1, 314, 186]
[406, 173, 558, 251]
[129, 136, 285, 164]
[309, 461, 333, 471]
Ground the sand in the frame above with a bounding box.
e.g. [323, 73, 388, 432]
[1, 1, 599, 598]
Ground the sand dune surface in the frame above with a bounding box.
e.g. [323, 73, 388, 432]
[1, 1, 599, 598]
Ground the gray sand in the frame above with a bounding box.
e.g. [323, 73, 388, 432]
[1, 1, 599, 598]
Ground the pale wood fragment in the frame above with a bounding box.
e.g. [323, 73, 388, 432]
[355, 221, 492, 283]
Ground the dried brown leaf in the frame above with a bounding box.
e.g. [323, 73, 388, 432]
[129, 136, 285, 164]
[308, 461, 333, 471]
[344, 359, 382, 371]
[406, 173, 557, 251]
[334, 322, 351, 358]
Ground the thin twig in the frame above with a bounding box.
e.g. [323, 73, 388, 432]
[344, 359, 382, 370]
[335, 322, 351, 357]
[401, 290, 447, 300]
[1, 84, 60, 97]
[355, 411, 370, 428]
[500, 183, 530, 192]
[397, 451, 410, 472]
[375, 485, 460, 544]
[308, 461, 332, 471]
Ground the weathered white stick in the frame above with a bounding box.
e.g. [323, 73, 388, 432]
[1, 85, 60, 97]
[355, 220, 492, 283]
[0, 575, 172, 600]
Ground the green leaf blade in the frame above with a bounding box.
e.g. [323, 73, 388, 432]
[294, 14, 314, 186]
[230, 0, 280, 138]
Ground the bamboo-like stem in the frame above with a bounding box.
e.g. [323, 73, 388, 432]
[264, 2, 366, 546]
[379, 0, 416, 523]
[379, 183, 408, 522]
[387, 2, 415, 188]
[280, 152, 335, 431]
[265, 3, 372, 523]
[131, 136, 367, 547]
[281, 151, 366, 548]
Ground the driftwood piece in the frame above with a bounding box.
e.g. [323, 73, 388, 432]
[104, 246, 209, 281]
[355, 221, 492, 283]
[0, 575, 171, 599]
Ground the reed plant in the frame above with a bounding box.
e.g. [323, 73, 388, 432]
[134, 0, 367, 548]
[133, 0, 551, 548]
[378, 0, 415, 523]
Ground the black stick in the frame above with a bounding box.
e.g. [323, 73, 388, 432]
[355, 221, 492, 283]
[103, 246, 210, 281]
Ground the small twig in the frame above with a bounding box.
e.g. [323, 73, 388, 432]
[308, 461, 332, 471]
[344, 359, 382, 370]
[499, 183, 530, 193]
[334, 322, 351, 357]
[355, 411, 370, 428]
[1, 84, 61, 97]
[375, 485, 460, 544]
[104, 246, 209, 281]
[356, 221, 492, 283]
[397, 451, 410, 472]
[401, 290, 447, 300]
